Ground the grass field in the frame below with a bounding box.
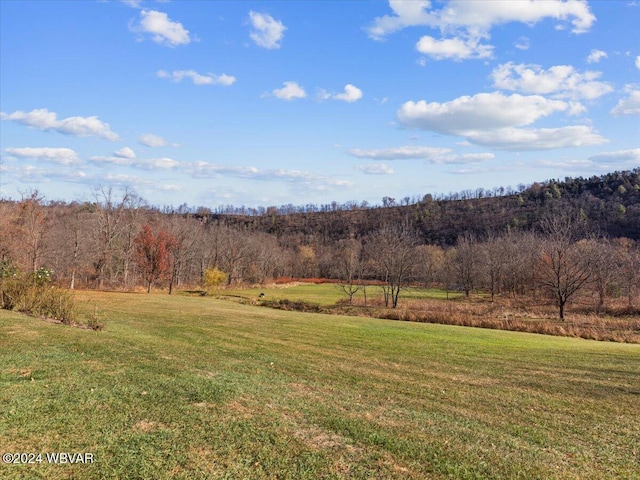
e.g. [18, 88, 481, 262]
[219, 283, 461, 306]
[1, 290, 639, 479]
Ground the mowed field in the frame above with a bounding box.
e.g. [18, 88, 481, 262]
[1, 290, 639, 479]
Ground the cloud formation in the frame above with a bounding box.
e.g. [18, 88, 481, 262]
[348, 146, 493, 163]
[184, 161, 351, 190]
[398, 92, 570, 132]
[397, 92, 607, 150]
[249, 11, 286, 49]
[334, 84, 363, 103]
[271, 81, 306, 100]
[90, 155, 179, 170]
[133, 10, 190, 47]
[514, 36, 530, 51]
[114, 147, 136, 159]
[368, 0, 596, 40]
[589, 148, 640, 164]
[416, 36, 493, 61]
[157, 70, 236, 86]
[355, 163, 395, 175]
[138, 133, 178, 147]
[463, 125, 607, 150]
[491, 62, 613, 100]
[368, 1, 595, 64]
[610, 89, 640, 116]
[586, 49, 607, 63]
[0, 108, 118, 140]
[4, 147, 80, 165]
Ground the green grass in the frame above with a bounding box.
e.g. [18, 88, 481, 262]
[1, 290, 639, 479]
[219, 283, 462, 306]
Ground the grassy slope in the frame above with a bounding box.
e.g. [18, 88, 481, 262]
[1, 291, 639, 479]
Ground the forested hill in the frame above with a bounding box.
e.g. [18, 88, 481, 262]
[203, 169, 640, 245]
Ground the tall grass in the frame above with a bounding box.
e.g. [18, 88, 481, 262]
[0, 274, 76, 324]
[363, 298, 640, 343]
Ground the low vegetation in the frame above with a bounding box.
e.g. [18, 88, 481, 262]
[0, 267, 76, 325]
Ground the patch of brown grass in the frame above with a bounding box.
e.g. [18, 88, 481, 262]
[330, 296, 640, 344]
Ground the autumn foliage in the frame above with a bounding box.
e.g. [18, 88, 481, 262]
[134, 224, 176, 293]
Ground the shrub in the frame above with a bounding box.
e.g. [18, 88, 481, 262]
[203, 267, 227, 293]
[0, 270, 76, 324]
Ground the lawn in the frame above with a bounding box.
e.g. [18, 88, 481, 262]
[1, 290, 639, 479]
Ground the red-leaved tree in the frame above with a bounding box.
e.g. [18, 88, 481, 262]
[134, 224, 176, 293]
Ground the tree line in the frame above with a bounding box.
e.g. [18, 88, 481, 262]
[2, 178, 640, 319]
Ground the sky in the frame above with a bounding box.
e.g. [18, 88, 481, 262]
[1, 0, 639, 209]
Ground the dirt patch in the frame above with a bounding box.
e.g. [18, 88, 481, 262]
[131, 420, 167, 433]
[225, 399, 254, 419]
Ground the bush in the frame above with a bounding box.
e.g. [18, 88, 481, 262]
[203, 267, 227, 293]
[0, 271, 76, 324]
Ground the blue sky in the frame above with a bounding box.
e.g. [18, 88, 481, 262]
[1, 0, 639, 208]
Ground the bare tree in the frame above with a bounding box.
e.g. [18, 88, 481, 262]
[479, 233, 505, 302]
[536, 212, 592, 320]
[452, 233, 479, 298]
[583, 238, 618, 310]
[335, 238, 364, 305]
[45, 202, 94, 289]
[93, 186, 134, 288]
[414, 244, 444, 288]
[614, 238, 640, 308]
[11, 190, 50, 272]
[220, 226, 252, 285]
[366, 226, 417, 308]
[501, 231, 539, 298]
[120, 193, 146, 288]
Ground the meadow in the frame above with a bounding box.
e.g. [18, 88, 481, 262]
[1, 290, 639, 479]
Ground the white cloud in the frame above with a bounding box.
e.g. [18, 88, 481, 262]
[491, 63, 613, 100]
[183, 162, 352, 190]
[138, 133, 178, 147]
[114, 147, 136, 159]
[367, 0, 595, 40]
[397, 92, 570, 133]
[367, 0, 432, 39]
[157, 70, 236, 86]
[3, 164, 88, 183]
[1, 108, 118, 140]
[589, 148, 640, 164]
[463, 125, 608, 150]
[133, 10, 190, 47]
[122, 0, 143, 8]
[248, 11, 286, 49]
[138, 158, 179, 169]
[333, 84, 363, 103]
[514, 36, 530, 50]
[610, 90, 640, 116]
[397, 92, 608, 150]
[99, 173, 183, 192]
[636, 56, 640, 70]
[416, 35, 493, 60]
[348, 146, 493, 163]
[90, 155, 179, 170]
[368, 1, 594, 65]
[355, 163, 395, 175]
[271, 81, 306, 101]
[4, 147, 80, 165]
[587, 49, 607, 63]
[533, 148, 640, 172]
